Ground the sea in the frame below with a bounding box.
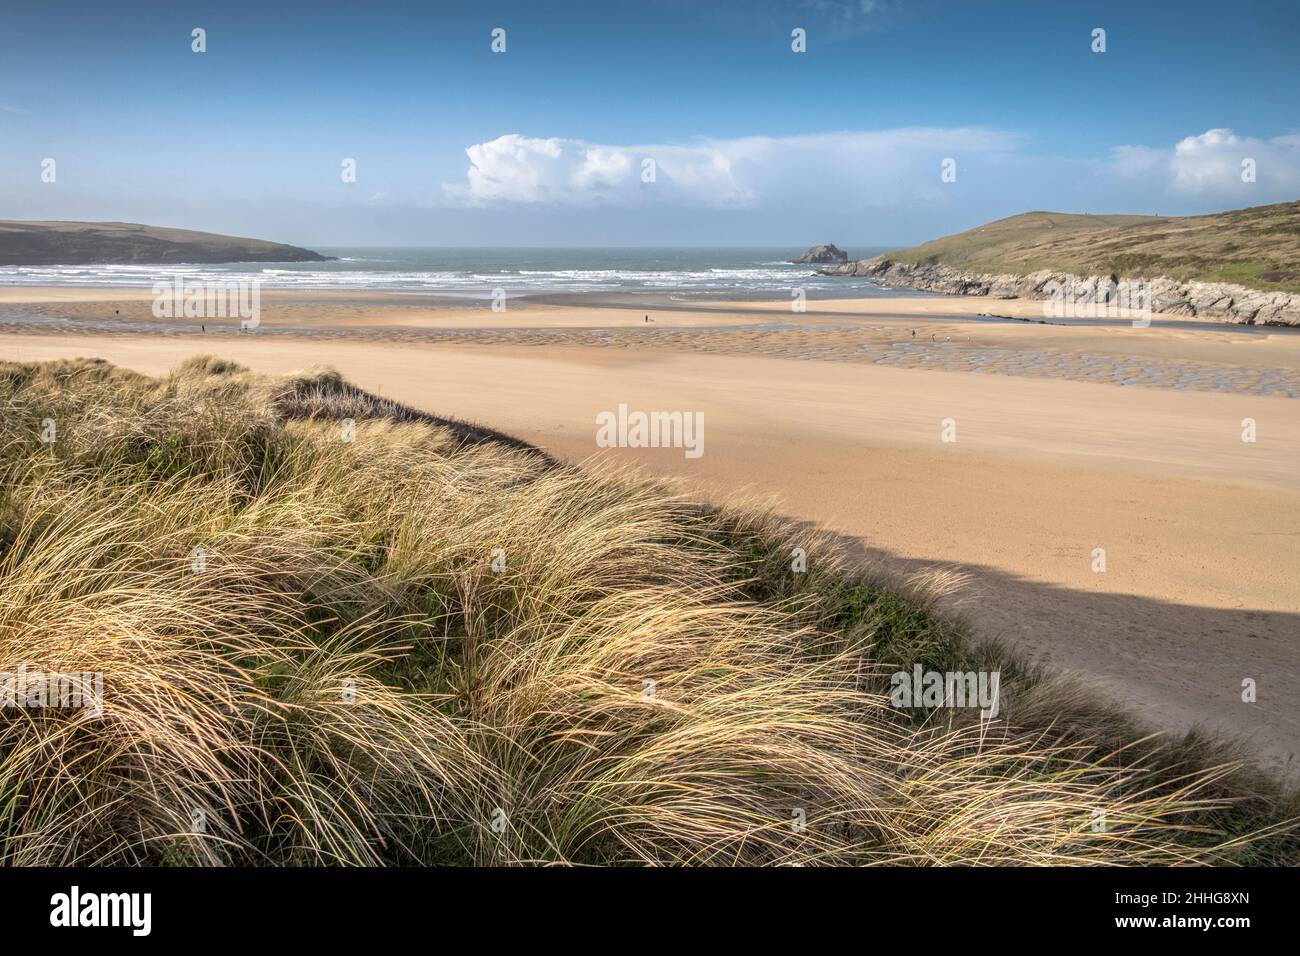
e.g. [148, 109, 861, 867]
[0, 247, 911, 301]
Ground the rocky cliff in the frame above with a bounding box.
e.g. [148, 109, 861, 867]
[821, 257, 1300, 326]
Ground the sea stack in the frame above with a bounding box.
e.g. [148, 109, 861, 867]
[790, 243, 849, 264]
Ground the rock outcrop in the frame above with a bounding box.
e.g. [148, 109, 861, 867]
[790, 243, 849, 264]
[821, 257, 1300, 326]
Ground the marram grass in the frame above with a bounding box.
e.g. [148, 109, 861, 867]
[0, 356, 1294, 866]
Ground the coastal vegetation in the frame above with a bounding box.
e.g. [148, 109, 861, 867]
[0, 356, 1295, 865]
[0, 220, 329, 266]
[875, 201, 1300, 294]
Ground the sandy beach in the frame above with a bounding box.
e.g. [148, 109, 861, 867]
[3, 287, 1298, 769]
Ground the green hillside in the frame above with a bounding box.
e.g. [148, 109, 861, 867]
[885, 201, 1300, 293]
[0, 220, 330, 266]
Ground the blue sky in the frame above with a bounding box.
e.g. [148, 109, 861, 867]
[2, 0, 1298, 246]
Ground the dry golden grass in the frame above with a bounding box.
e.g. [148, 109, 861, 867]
[0, 356, 1294, 866]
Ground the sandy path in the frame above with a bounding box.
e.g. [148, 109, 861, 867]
[4, 330, 1298, 769]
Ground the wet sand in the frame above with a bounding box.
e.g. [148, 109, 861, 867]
[3, 311, 1298, 771]
[5, 286, 1300, 398]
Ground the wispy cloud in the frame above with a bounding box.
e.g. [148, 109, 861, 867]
[798, 0, 893, 24]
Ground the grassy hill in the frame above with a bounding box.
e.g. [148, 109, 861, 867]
[0, 220, 330, 266]
[884, 201, 1300, 293]
[0, 357, 1296, 865]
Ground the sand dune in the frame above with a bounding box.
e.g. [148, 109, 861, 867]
[4, 311, 1297, 769]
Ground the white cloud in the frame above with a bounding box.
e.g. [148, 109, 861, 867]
[442, 128, 1025, 208]
[1110, 127, 1300, 197]
[446, 127, 1300, 214]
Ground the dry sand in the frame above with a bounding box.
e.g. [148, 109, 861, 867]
[3, 288, 1298, 770]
